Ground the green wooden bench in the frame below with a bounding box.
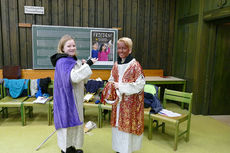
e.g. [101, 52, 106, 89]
[0, 79, 30, 125]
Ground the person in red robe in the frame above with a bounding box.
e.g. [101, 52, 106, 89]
[102, 37, 145, 153]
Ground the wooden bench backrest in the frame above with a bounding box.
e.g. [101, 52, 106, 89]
[0, 69, 163, 80]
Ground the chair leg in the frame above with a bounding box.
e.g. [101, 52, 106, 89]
[48, 105, 50, 126]
[29, 106, 33, 118]
[186, 120, 191, 142]
[1, 107, 5, 118]
[162, 122, 165, 133]
[174, 122, 179, 151]
[153, 120, 158, 130]
[5, 107, 8, 118]
[148, 114, 153, 140]
[3, 107, 7, 118]
[108, 111, 111, 121]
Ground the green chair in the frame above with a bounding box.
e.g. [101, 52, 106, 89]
[47, 80, 54, 126]
[144, 84, 160, 99]
[0, 82, 5, 117]
[144, 84, 161, 116]
[148, 89, 193, 150]
[0, 79, 30, 125]
[0, 82, 2, 99]
[22, 80, 54, 126]
[98, 103, 112, 128]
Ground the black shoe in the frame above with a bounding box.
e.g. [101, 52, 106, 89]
[61, 150, 65, 153]
[66, 146, 76, 153]
[76, 149, 83, 153]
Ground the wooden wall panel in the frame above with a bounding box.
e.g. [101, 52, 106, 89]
[18, 0, 28, 68]
[167, 0, 175, 75]
[89, 0, 95, 27]
[58, 0, 65, 25]
[0, 1, 3, 67]
[111, 0, 118, 28]
[124, 0, 131, 37]
[1, 0, 11, 66]
[103, 0, 109, 28]
[43, 0, 51, 25]
[82, 0, 89, 27]
[97, 0, 104, 27]
[209, 24, 230, 114]
[204, 0, 230, 12]
[173, 0, 230, 115]
[185, 23, 197, 91]
[51, 0, 58, 25]
[25, 0, 34, 68]
[118, 0, 124, 37]
[149, 0, 158, 68]
[156, 0, 163, 68]
[130, 0, 137, 53]
[35, 0, 42, 24]
[67, 0, 74, 26]
[9, 0, 19, 65]
[73, 0, 81, 27]
[136, 0, 145, 63]
[142, 0, 150, 68]
[161, 0, 170, 74]
[177, 0, 199, 18]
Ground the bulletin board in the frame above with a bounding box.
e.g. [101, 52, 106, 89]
[32, 25, 118, 69]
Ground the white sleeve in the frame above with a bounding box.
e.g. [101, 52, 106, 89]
[118, 74, 145, 95]
[108, 72, 114, 82]
[70, 64, 92, 84]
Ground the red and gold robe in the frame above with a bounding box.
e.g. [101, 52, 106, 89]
[109, 59, 145, 135]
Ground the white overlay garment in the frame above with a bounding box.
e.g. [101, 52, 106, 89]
[108, 59, 145, 153]
[57, 60, 92, 152]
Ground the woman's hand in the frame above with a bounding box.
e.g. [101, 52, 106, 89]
[91, 58, 98, 64]
[81, 59, 86, 64]
[85, 58, 98, 66]
[114, 82, 119, 89]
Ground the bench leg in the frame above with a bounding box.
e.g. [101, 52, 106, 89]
[98, 104, 102, 128]
[21, 103, 25, 126]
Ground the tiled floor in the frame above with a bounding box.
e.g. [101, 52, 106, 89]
[210, 115, 230, 126]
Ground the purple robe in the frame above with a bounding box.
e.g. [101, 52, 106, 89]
[53, 57, 82, 130]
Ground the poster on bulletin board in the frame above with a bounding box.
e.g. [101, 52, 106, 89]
[90, 30, 115, 66]
[32, 25, 118, 69]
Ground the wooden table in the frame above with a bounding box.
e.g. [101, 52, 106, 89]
[145, 76, 186, 92]
[145, 76, 186, 108]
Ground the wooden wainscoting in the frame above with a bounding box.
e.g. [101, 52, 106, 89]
[0, 69, 163, 80]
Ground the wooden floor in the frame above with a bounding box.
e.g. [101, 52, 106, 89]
[210, 115, 230, 126]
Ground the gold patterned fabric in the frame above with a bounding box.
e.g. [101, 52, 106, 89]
[101, 82, 119, 105]
[110, 61, 145, 135]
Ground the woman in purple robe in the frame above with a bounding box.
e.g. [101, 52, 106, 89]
[50, 35, 97, 153]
